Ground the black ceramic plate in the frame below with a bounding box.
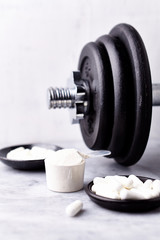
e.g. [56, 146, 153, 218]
[0, 143, 62, 170]
[85, 176, 160, 212]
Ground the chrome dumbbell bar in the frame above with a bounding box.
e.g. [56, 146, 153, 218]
[48, 79, 160, 118]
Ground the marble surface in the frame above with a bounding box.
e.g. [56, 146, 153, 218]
[1, 139, 160, 240]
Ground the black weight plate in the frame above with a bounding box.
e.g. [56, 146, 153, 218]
[78, 42, 113, 150]
[0, 143, 62, 170]
[85, 176, 160, 212]
[110, 24, 152, 165]
[96, 35, 128, 157]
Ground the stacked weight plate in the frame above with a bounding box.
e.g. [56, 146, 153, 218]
[78, 24, 152, 165]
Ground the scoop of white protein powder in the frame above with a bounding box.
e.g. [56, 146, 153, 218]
[44, 149, 85, 193]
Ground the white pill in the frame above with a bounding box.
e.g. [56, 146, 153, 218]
[65, 200, 83, 217]
[94, 182, 121, 199]
[151, 189, 160, 198]
[120, 188, 145, 200]
[96, 188, 120, 199]
[109, 180, 123, 193]
[114, 176, 133, 189]
[128, 175, 143, 188]
[105, 176, 116, 182]
[91, 182, 107, 192]
[91, 183, 101, 192]
[91, 184, 96, 192]
[105, 176, 123, 193]
[7, 147, 25, 159]
[114, 175, 128, 185]
[93, 177, 123, 193]
[93, 181, 109, 192]
[7, 146, 54, 160]
[138, 186, 152, 199]
[152, 180, 160, 191]
[31, 146, 48, 159]
[93, 177, 106, 184]
[152, 180, 160, 197]
[143, 179, 153, 189]
[123, 178, 134, 190]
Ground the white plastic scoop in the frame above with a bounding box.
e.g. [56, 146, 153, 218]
[79, 150, 111, 159]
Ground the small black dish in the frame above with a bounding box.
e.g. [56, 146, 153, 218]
[85, 176, 160, 212]
[0, 143, 62, 170]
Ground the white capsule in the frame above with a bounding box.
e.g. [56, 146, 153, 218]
[91, 184, 96, 193]
[143, 179, 153, 189]
[105, 176, 117, 182]
[92, 183, 105, 193]
[152, 180, 160, 191]
[96, 188, 120, 199]
[110, 180, 123, 193]
[114, 175, 128, 185]
[7, 147, 25, 159]
[120, 188, 146, 200]
[128, 175, 143, 188]
[92, 181, 108, 192]
[93, 177, 122, 193]
[93, 177, 106, 184]
[65, 200, 83, 217]
[152, 180, 160, 197]
[150, 189, 159, 198]
[124, 178, 134, 190]
[92, 182, 107, 192]
[137, 186, 153, 199]
[105, 177, 123, 193]
[94, 181, 122, 199]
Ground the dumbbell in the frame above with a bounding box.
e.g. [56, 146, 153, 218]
[47, 23, 160, 166]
